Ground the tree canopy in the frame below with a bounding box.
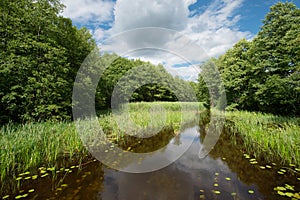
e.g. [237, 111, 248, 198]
[198, 2, 300, 116]
[0, 0, 96, 123]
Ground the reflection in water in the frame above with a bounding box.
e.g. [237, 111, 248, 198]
[13, 124, 300, 200]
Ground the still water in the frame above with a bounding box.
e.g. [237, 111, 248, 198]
[8, 125, 300, 199]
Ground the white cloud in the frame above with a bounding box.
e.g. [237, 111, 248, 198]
[61, 0, 114, 24]
[63, 0, 253, 80]
[112, 0, 191, 33]
[183, 0, 252, 57]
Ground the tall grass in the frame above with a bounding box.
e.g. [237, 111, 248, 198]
[0, 102, 204, 185]
[225, 111, 300, 166]
[100, 102, 203, 140]
[0, 122, 87, 183]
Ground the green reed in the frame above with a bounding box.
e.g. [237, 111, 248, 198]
[225, 111, 300, 167]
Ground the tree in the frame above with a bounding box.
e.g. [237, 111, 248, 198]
[214, 2, 300, 116]
[218, 39, 254, 111]
[250, 2, 300, 115]
[197, 58, 225, 109]
[0, 0, 96, 123]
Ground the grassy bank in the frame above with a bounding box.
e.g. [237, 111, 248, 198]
[2, 102, 298, 191]
[0, 122, 86, 183]
[225, 111, 300, 167]
[100, 102, 203, 140]
[0, 102, 203, 187]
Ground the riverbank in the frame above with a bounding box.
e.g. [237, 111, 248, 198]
[1, 103, 299, 193]
[224, 110, 300, 167]
[0, 102, 202, 191]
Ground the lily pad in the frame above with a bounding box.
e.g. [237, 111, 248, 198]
[248, 190, 254, 194]
[213, 190, 221, 195]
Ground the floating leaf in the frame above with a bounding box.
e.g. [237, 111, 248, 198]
[2, 195, 9, 199]
[215, 173, 219, 176]
[16, 177, 22, 181]
[214, 183, 219, 187]
[231, 192, 237, 196]
[243, 154, 250, 159]
[266, 165, 272, 169]
[274, 186, 286, 191]
[284, 184, 294, 191]
[61, 184, 68, 187]
[280, 169, 286, 173]
[47, 167, 55, 171]
[199, 194, 205, 199]
[289, 164, 296, 167]
[225, 177, 231, 181]
[199, 189, 204, 193]
[15, 195, 23, 199]
[28, 189, 34, 193]
[249, 158, 256, 162]
[41, 173, 49, 178]
[248, 190, 254, 194]
[32, 175, 38, 180]
[222, 157, 226, 161]
[293, 193, 300, 199]
[277, 191, 285, 196]
[213, 190, 221, 195]
[285, 192, 293, 197]
[259, 166, 266, 169]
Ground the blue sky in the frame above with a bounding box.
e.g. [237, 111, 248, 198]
[61, 0, 299, 80]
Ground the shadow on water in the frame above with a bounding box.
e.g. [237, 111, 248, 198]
[2, 120, 300, 200]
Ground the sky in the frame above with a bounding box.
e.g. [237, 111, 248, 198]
[60, 0, 300, 80]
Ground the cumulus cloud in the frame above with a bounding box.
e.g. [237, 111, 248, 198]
[183, 0, 252, 57]
[62, 0, 253, 80]
[112, 0, 191, 32]
[60, 0, 114, 24]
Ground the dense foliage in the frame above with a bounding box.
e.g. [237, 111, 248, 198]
[96, 54, 196, 109]
[198, 2, 300, 116]
[0, 0, 194, 123]
[1, 1, 299, 124]
[0, 0, 96, 123]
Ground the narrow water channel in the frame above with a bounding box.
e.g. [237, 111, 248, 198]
[7, 125, 300, 200]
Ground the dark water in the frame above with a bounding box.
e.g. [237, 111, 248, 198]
[3, 126, 300, 200]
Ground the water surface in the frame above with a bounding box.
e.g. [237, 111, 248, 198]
[6, 125, 300, 200]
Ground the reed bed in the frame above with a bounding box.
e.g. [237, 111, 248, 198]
[225, 111, 300, 167]
[0, 102, 203, 185]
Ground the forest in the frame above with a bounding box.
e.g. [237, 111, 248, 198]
[0, 0, 300, 199]
[197, 2, 300, 116]
[1, 1, 299, 124]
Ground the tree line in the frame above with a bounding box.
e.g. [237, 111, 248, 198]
[1, 1, 299, 124]
[0, 0, 194, 124]
[197, 2, 300, 116]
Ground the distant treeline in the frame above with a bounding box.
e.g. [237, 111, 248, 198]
[0, 0, 194, 124]
[197, 2, 300, 116]
[1, 1, 299, 124]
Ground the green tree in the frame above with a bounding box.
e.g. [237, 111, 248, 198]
[0, 0, 96, 123]
[250, 2, 300, 115]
